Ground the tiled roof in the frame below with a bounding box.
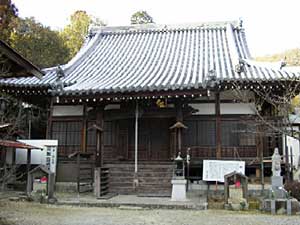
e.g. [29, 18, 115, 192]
[0, 21, 298, 96]
[0, 40, 43, 79]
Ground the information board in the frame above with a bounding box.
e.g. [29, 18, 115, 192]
[202, 160, 245, 182]
[11, 140, 58, 173]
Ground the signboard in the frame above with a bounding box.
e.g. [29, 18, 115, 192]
[202, 160, 245, 182]
[7, 140, 58, 174]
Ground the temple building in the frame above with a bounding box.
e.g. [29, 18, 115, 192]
[0, 21, 298, 195]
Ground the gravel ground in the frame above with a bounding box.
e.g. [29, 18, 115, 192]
[0, 201, 299, 225]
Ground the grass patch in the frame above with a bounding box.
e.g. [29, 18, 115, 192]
[0, 217, 14, 225]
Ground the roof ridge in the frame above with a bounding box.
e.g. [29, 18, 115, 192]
[89, 20, 240, 35]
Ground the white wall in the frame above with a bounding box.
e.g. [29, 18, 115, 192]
[52, 105, 83, 116]
[190, 103, 256, 115]
[104, 104, 120, 110]
[283, 127, 300, 170]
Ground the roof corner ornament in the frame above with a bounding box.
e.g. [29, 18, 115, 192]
[51, 65, 65, 92]
[88, 25, 97, 38]
[238, 18, 243, 29]
[280, 57, 287, 69]
[202, 69, 218, 89]
[235, 59, 246, 74]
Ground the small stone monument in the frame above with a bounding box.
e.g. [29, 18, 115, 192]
[224, 172, 248, 210]
[270, 148, 285, 199]
[262, 148, 299, 215]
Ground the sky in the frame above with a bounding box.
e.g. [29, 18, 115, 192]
[13, 0, 300, 57]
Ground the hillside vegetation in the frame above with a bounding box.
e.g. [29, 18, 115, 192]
[256, 48, 300, 66]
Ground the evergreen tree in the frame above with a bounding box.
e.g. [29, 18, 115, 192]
[131, 11, 154, 25]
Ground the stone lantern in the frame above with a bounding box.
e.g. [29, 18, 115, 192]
[173, 152, 184, 178]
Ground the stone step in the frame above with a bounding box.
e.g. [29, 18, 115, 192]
[109, 177, 172, 184]
[110, 188, 134, 195]
[139, 173, 172, 179]
[104, 163, 173, 195]
[104, 164, 173, 169]
[104, 162, 173, 165]
[109, 172, 135, 177]
[138, 178, 172, 183]
[108, 168, 173, 174]
[137, 187, 171, 195]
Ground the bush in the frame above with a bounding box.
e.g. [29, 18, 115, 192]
[284, 181, 300, 200]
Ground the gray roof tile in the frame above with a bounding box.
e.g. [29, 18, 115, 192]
[0, 21, 298, 96]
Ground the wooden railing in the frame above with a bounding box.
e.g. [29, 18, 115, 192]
[186, 146, 257, 159]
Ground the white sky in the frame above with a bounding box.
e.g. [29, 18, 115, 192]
[13, 0, 300, 57]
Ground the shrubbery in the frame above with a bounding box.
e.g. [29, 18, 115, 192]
[284, 181, 300, 200]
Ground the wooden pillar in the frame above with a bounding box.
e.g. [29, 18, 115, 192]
[176, 100, 183, 153]
[93, 105, 104, 197]
[95, 106, 104, 167]
[46, 97, 54, 139]
[81, 104, 87, 152]
[256, 124, 265, 191]
[215, 92, 221, 159]
[1, 148, 7, 190]
[76, 153, 80, 192]
[224, 178, 229, 204]
[178, 129, 182, 152]
[134, 101, 139, 174]
[48, 173, 55, 200]
[26, 149, 32, 195]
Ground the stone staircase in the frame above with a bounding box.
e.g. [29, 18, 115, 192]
[105, 162, 173, 196]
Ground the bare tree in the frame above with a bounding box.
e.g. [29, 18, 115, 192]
[226, 75, 300, 181]
[229, 75, 300, 139]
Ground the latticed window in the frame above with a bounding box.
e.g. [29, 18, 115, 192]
[221, 120, 239, 146]
[221, 120, 256, 147]
[183, 119, 216, 147]
[87, 121, 115, 147]
[51, 121, 82, 156]
[183, 118, 256, 148]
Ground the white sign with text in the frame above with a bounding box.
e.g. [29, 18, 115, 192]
[202, 160, 245, 182]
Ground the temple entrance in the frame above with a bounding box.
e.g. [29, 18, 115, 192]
[127, 118, 173, 161]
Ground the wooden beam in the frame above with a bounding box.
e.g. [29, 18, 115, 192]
[60, 89, 208, 101]
[215, 92, 222, 159]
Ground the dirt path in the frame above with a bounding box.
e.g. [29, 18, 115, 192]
[0, 201, 299, 225]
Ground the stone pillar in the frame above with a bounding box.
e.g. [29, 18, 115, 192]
[171, 179, 187, 201]
[287, 199, 292, 215]
[271, 200, 276, 215]
[94, 167, 101, 198]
